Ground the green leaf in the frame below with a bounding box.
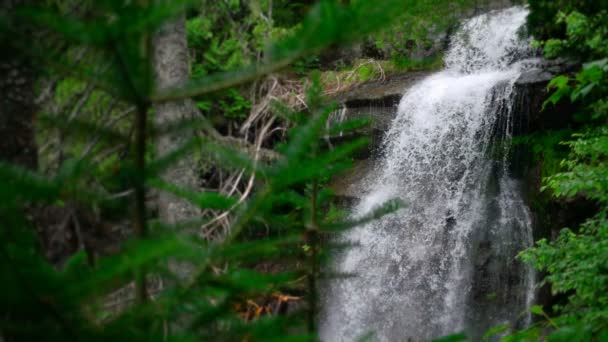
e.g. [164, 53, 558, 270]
[148, 178, 237, 210]
[0, 161, 61, 207]
[328, 116, 373, 136]
[153, 0, 424, 101]
[432, 333, 468, 342]
[63, 235, 202, 300]
[281, 106, 331, 161]
[548, 326, 586, 342]
[530, 305, 545, 316]
[571, 82, 595, 101]
[483, 323, 510, 341]
[38, 113, 130, 144]
[543, 75, 571, 109]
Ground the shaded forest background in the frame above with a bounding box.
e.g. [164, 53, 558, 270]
[0, 0, 607, 341]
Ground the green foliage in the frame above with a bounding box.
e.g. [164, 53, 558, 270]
[521, 217, 608, 322]
[154, 0, 473, 102]
[0, 0, 411, 340]
[513, 130, 573, 179]
[317, 54, 444, 94]
[268, 1, 315, 28]
[185, 3, 255, 121]
[527, 0, 608, 41]
[368, 0, 472, 59]
[389, 54, 445, 72]
[538, 10, 608, 60]
[483, 323, 510, 341]
[508, 2, 608, 340]
[292, 55, 321, 75]
[194, 88, 251, 120]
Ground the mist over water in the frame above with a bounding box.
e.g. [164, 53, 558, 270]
[321, 7, 535, 341]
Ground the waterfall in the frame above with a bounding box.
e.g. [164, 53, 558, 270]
[321, 7, 536, 341]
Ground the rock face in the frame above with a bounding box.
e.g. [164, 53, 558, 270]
[334, 71, 432, 105]
[331, 57, 578, 152]
[507, 58, 579, 181]
[329, 71, 433, 158]
[510, 58, 588, 220]
[508, 57, 599, 312]
[475, 0, 514, 12]
[328, 6, 584, 243]
[328, 1, 529, 157]
[330, 56, 582, 231]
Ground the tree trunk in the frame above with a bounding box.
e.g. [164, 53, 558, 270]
[1, 2, 41, 340]
[0, 1, 86, 267]
[152, 16, 201, 275]
[0, 1, 38, 170]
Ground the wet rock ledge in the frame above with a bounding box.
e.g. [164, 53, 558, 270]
[329, 71, 433, 158]
[329, 58, 578, 206]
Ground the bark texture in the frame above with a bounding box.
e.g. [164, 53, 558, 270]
[0, 1, 38, 170]
[0, 1, 85, 266]
[153, 17, 201, 234]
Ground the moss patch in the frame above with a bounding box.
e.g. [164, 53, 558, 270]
[319, 55, 444, 95]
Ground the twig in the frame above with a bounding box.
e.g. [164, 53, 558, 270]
[80, 105, 133, 158]
[113, 44, 148, 305]
[200, 116, 276, 238]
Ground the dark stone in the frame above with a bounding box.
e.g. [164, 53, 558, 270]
[327, 72, 433, 155]
[329, 159, 374, 203]
[516, 68, 555, 85]
[515, 58, 579, 86]
[505, 58, 603, 315]
[508, 58, 580, 142]
[332, 71, 432, 105]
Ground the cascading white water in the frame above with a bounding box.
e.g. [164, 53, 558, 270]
[321, 7, 535, 341]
